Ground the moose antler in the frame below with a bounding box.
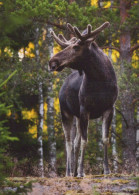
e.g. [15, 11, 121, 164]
[50, 31, 68, 48]
[58, 34, 77, 44]
[50, 31, 77, 48]
[51, 22, 110, 47]
[67, 22, 110, 42]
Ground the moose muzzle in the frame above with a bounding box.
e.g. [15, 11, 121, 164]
[49, 59, 65, 72]
[49, 59, 59, 71]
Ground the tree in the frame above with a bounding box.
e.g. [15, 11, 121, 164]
[46, 25, 57, 176]
[34, 24, 44, 177]
[85, 0, 139, 172]
[119, 0, 138, 171]
[0, 71, 18, 185]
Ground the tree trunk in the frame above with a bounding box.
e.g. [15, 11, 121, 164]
[108, 0, 113, 60]
[98, 0, 103, 8]
[46, 25, 57, 176]
[35, 26, 44, 177]
[71, 117, 76, 174]
[120, 0, 136, 172]
[121, 94, 136, 172]
[37, 81, 44, 177]
[136, 106, 139, 168]
[108, 5, 118, 171]
[111, 108, 118, 172]
[96, 119, 103, 167]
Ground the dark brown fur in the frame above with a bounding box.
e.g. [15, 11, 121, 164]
[49, 23, 118, 176]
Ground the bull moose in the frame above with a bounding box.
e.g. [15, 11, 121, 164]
[49, 22, 118, 177]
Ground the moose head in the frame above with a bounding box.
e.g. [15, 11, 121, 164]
[49, 22, 110, 72]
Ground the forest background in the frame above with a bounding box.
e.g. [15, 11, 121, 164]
[0, 0, 139, 185]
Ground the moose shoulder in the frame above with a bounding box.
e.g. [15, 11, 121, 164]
[49, 22, 118, 177]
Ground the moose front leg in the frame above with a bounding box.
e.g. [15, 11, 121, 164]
[77, 107, 89, 177]
[62, 113, 74, 177]
[102, 108, 113, 174]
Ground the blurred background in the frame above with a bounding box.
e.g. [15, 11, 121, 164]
[0, 0, 138, 184]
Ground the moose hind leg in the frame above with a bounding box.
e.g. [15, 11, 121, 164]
[78, 107, 89, 177]
[102, 108, 113, 174]
[62, 111, 73, 176]
[78, 138, 87, 177]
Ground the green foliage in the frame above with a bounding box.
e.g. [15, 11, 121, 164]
[85, 120, 103, 174]
[0, 0, 30, 49]
[0, 179, 32, 194]
[117, 60, 139, 98]
[0, 73, 18, 186]
[0, 70, 17, 88]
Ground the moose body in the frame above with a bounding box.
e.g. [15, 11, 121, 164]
[49, 22, 118, 177]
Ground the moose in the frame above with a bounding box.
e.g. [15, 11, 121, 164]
[49, 22, 118, 177]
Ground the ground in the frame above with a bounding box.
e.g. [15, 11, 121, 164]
[2, 174, 139, 194]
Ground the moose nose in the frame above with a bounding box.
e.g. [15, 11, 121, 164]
[49, 60, 59, 71]
[51, 63, 56, 70]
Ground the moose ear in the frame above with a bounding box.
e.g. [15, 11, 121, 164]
[86, 36, 96, 44]
[85, 36, 97, 49]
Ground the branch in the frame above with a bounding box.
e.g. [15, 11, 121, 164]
[115, 108, 129, 128]
[32, 18, 66, 30]
[130, 43, 139, 53]
[111, 130, 126, 147]
[47, 21, 65, 30]
[101, 46, 120, 52]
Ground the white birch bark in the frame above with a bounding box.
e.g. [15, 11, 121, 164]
[111, 108, 118, 172]
[46, 25, 56, 176]
[108, 47, 118, 171]
[108, 1, 118, 171]
[35, 26, 44, 177]
[71, 117, 76, 174]
[96, 118, 103, 163]
[108, 0, 113, 60]
[136, 106, 139, 162]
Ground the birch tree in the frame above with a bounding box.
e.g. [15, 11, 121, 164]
[46, 25, 57, 176]
[109, 0, 118, 171]
[111, 108, 118, 172]
[34, 25, 44, 177]
[136, 106, 139, 166]
[96, 119, 103, 164]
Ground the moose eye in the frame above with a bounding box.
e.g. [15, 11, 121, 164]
[73, 45, 80, 51]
